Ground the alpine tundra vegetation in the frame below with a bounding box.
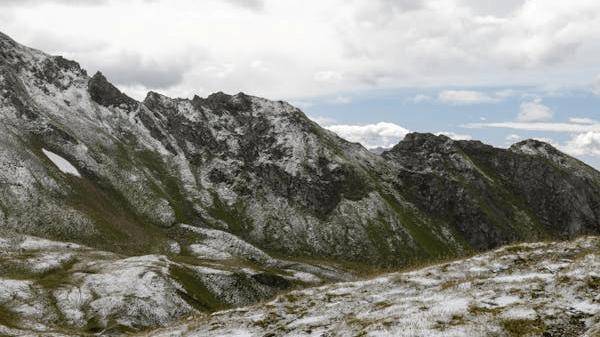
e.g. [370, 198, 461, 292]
[0, 31, 599, 336]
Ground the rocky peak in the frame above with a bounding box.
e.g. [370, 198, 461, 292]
[382, 132, 466, 172]
[510, 139, 600, 180]
[191, 91, 254, 113]
[509, 139, 561, 157]
[392, 132, 453, 150]
[0, 31, 18, 51]
[31, 56, 87, 91]
[0, 32, 29, 69]
[143, 90, 173, 107]
[88, 71, 138, 110]
[52, 56, 87, 76]
[206, 91, 233, 103]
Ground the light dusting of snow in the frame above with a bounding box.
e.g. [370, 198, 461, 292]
[144, 236, 600, 337]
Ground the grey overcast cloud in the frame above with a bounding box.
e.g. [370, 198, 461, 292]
[4, 0, 599, 98]
[2, 0, 600, 167]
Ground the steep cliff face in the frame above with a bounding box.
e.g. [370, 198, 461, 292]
[0, 30, 599, 271]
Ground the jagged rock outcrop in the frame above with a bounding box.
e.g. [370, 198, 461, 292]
[88, 71, 137, 110]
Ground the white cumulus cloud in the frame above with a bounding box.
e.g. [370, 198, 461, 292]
[517, 98, 553, 122]
[563, 132, 600, 157]
[464, 122, 600, 133]
[435, 132, 473, 140]
[409, 94, 432, 103]
[308, 115, 336, 126]
[438, 90, 498, 105]
[592, 75, 600, 96]
[569, 117, 598, 125]
[326, 122, 410, 149]
[506, 134, 522, 142]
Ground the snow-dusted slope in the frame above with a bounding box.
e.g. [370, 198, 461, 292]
[143, 236, 600, 337]
[1, 29, 455, 265]
[0, 233, 349, 336]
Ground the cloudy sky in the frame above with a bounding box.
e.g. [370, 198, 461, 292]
[2, 0, 600, 168]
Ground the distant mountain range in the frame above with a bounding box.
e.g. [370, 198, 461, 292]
[369, 146, 391, 155]
[0, 31, 599, 336]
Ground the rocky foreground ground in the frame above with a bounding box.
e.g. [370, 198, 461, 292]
[0, 234, 598, 337]
[141, 236, 600, 337]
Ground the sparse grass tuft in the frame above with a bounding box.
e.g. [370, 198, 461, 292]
[169, 265, 227, 312]
[374, 300, 392, 309]
[207, 192, 254, 235]
[585, 275, 600, 291]
[500, 318, 545, 337]
[0, 305, 20, 329]
[468, 303, 502, 316]
[284, 293, 301, 303]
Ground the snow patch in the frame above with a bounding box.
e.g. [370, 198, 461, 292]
[42, 149, 81, 177]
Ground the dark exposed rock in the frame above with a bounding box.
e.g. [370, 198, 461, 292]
[0, 66, 38, 120]
[461, 139, 600, 236]
[54, 56, 86, 75]
[38, 123, 79, 145]
[256, 161, 371, 219]
[144, 92, 227, 154]
[251, 272, 292, 289]
[208, 168, 231, 184]
[193, 91, 253, 113]
[384, 133, 600, 250]
[136, 107, 178, 155]
[88, 71, 138, 110]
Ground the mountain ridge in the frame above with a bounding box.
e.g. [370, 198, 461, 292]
[0, 31, 599, 335]
[1, 30, 599, 263]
